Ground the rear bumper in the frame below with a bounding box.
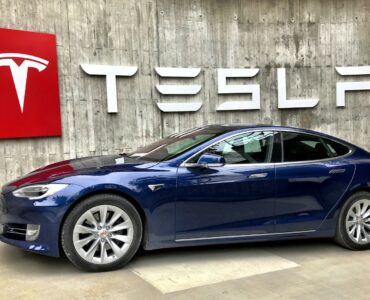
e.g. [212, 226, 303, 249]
[0, 184, 84, 257]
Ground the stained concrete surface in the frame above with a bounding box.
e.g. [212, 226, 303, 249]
[130, 247, 299, 293]
[0, 239, 370, 299]
[0, 0, 369, 186]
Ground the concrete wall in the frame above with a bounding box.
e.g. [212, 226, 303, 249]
[0, 0, 369, 184]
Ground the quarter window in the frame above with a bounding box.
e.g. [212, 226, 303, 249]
[282, 132, 332, 162]
[322, 138, 350, 157]
[195, 131, 279, 164]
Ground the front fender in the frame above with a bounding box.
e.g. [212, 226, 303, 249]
[55, 168, 178, 250]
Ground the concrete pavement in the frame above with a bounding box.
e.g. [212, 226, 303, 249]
[0, 239, 369, 299]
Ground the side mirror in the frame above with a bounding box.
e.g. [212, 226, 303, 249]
[196, 153, 225, 168]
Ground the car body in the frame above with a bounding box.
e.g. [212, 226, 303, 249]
[1, 124, 370, 271]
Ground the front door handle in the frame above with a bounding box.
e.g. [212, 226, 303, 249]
[248, 173, 268, 179]
[329, 168, 346, 174]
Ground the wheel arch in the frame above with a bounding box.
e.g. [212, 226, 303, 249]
[58, 188, 148, 255]
[334, 188, 370, 249]
[341, 186, 370, 208]
[332, 185, 370, 224]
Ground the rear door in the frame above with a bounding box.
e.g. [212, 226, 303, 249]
[274, 131, 355, 232]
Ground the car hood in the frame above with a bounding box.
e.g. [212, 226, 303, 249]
[2, 154, 158, 194]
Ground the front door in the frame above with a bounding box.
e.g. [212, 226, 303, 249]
[175, 131, 281, 241]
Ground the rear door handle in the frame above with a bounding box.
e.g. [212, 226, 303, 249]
[248, 173, 268, 179]
[329, 168, 346, 174]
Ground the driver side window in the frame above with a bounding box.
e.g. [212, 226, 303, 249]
[194, 131, 278, 164]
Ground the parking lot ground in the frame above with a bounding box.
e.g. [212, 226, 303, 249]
[0, 239, 369, 300]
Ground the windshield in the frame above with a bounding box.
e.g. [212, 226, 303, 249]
[127, 127, 226, 162]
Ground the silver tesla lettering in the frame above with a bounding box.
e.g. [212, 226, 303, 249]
[277, 68, 319, 109]
[78, 64, 369, 113]
[80, 64, 138, 113]
[155, 67, 202, 112]
[335, 66, 370, 107]
[217, 68, 260, 111]
[0, 53, 49, 112]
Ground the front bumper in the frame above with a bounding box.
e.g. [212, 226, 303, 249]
[0, 184, 85, 257]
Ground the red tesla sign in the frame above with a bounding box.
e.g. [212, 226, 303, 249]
[0, 28, 61, 139]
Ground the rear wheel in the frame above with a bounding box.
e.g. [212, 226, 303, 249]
[61, 194, 142, 272]
[335, 192, 370, 250]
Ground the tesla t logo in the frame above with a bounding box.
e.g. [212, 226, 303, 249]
[0, 53, 49, 112]
[0, 28, 61, 139]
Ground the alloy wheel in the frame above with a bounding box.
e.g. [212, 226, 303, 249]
[345, 199, 370, 245]
[72, 205, 134, 264]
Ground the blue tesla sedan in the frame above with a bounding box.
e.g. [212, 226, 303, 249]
[1, 125, 370, 271]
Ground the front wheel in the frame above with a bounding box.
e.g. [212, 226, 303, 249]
[335, 192, 370, 250]
[61, 194, 142, 272]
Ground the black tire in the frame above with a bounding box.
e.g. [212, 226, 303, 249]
[61, 194, 142, 272]
[334, 191, 370, 250]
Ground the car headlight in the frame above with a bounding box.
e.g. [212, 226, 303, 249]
[12, 184, 68, 200]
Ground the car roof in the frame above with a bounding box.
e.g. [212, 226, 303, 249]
[200, 124, 359, 150]
[201, 124, 309, 133]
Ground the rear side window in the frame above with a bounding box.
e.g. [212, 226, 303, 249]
[322, 138, 350, 157]
[282, 132, 332, 162]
